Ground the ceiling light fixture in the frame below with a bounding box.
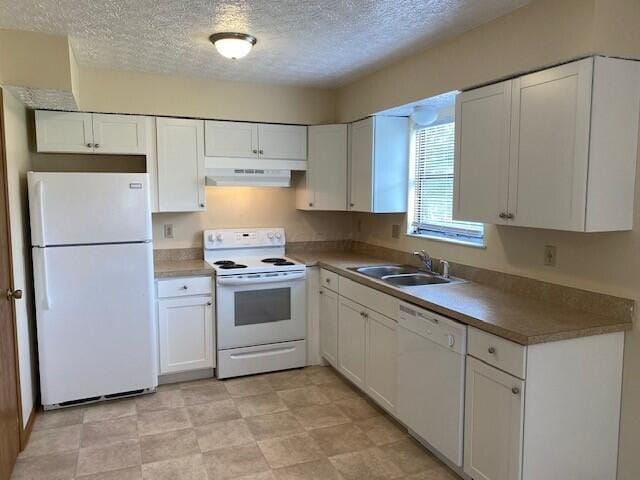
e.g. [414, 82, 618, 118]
[209, 32, 257, 60]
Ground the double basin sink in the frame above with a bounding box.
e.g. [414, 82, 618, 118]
[349, 265, 464, 288]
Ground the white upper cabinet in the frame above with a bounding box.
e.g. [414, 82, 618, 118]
[91, 114, 147, 154]
[454, 81, 511, 225]
[349, 116, 409, 213]
[36, 111, 148, 154]
[297, 124, 348, 211]
[156, 117, 205, 212]
[258, 124, 307, 160]
[204, 120, 307, 166]
[35, 111, 94, 153]
[454, 56, 640, 232]
[205, 121, 259, 158]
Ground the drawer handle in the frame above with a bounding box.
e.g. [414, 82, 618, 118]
[512, 387, 520, 395]
[181, 285, 188, 290]
[488, 347, 496, 354]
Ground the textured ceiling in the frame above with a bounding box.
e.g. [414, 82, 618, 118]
[0, 0, 531, 88]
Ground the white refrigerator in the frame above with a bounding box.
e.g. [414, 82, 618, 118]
[28, 172, 157, 407]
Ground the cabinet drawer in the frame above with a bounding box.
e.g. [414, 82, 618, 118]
[468, 327, 526, 379]
[157, 276, 212, 298]
[320, 269, 339, 292]
[338, 276, 398, 319]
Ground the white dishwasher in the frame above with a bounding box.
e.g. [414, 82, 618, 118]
[397, 301, 467, 467]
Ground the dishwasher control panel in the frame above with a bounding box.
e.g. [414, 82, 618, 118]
[398, 302, 467, 355]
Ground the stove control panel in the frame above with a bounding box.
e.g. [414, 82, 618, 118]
[204, 228, 286, 249]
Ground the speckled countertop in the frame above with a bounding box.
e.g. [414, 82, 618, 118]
[154, 259, 215, 279]
[288, 251, 632, 345]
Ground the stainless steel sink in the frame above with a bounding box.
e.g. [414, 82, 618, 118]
[382, 273, 451, 287]
[350, 265, 421, 279]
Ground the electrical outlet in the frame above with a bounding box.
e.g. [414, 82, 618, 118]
[544, 245, 557, 266]
[391, 224, 400, 239]
[163, 224, 174, 239]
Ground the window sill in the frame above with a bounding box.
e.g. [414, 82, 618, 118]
[406, 232, 486, 249]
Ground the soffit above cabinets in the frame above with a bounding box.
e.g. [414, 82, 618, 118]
[0, 0, 531, 88]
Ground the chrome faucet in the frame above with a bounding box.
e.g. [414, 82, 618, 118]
[413, 250, 433, 273]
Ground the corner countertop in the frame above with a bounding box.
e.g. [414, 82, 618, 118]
[289, 251, 632, 345]
[154, 259, 215, 279]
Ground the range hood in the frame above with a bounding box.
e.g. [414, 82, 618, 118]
[205, 168, 291, 187]
[204, 156, 305, 187]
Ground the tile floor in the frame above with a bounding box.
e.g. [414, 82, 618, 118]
[11, 366, 460, 480]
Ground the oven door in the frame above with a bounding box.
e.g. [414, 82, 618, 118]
[216, 271, 306, 350]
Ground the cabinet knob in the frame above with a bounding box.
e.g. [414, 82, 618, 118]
[319, 290, 323, 295]
[207, 301, 212, 306]
[181, 285, 188, 290]
[308, 202, 313, 207]
[200, 203, 205, 208]
[86, 143, 92, 148]
[259, 149, 264, 154]
[498, 212, 507, 219]
[350, 203, 355, 207]
[506, 213, 514, 219]
[325, 278, 330, 283]
[512, 387, 520, 395]
[94, 143, 100, 148]
[488, 346, 496, 354]
[252, 149, 258, 154]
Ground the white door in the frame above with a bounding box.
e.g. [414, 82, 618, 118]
[27, 172, 152, 246]
[33, 243, 156, 405]
[306, 124, 348, 210]
[205, 121, 259, 158]
[158, 296, 214, 374]
[454, 81, 511, 224]
[258, 124, 307, 160]
[319, 286, 339, 368]
[157, 117, 205, 212]
[92, 114, 147, 154]
[338, 296, 366, 388]
[365, 310, 396, 413]
[508, 58, 593, 231]
[464, 356, 524, 480]
[35, 111, 94, 153]
[349, 118, 374, 212]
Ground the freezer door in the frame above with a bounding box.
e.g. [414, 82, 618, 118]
[33, 243, 157, 405]
[28, 171, 152, 246]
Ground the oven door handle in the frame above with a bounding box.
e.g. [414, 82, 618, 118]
[217, 271, 306, 286]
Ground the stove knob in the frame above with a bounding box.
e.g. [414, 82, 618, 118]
[267, 232, 274, 240]
[216, 233, 224, 242]
[275, 232, 282, 240]
[207, 233, 214, 242]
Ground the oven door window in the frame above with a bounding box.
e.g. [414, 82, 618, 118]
[234, 287, 291, 326]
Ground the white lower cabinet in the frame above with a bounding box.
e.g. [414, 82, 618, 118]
[464, 356, 524, 480]
[365, 309, 396, 413]
[319, 286, 339, 368]
[337, 296, 367, 388]
[156, 276, 215, 375]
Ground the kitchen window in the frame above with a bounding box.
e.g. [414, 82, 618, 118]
[408, 120, 484, 246]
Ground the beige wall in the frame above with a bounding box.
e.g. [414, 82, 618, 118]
[77, 67, 336, 125]
[153, 180, 354, 249]
[2, 88, 36, 427]
[337, 1, 640, 478]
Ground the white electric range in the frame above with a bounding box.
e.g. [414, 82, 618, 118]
[204, 228, 307, 379]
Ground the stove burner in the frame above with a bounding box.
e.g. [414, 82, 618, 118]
[274, 261, 295, 266]
[214, 260, 236, 266]
[262, 258, 287, 263]
[219, 264, 247, 269]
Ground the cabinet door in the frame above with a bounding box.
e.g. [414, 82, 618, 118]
[35, 111, 94, 153]
[156, 118, 205, 212]
[205, 121, 259, 158]
[258, 124, 307, 160]
[454, 82, 511, 224]
[319, 287, 339, 368]
[464, 356, 524, 480]
[92, 114, 147, 154]
[303, 124, 348, 210]
[338, 296, 366, 388]
[508, 58, 593, 231]
[157, 296, 215, 374]
[365, 310, 396, 413]
[349, 118, 374, 212]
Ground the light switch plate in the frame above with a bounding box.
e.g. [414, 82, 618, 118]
[164, 224, 174, 239]
[544, 245, 557, 266]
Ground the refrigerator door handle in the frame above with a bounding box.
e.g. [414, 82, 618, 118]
[35, 180, 46, 246]
[34, 248, 52, 310]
